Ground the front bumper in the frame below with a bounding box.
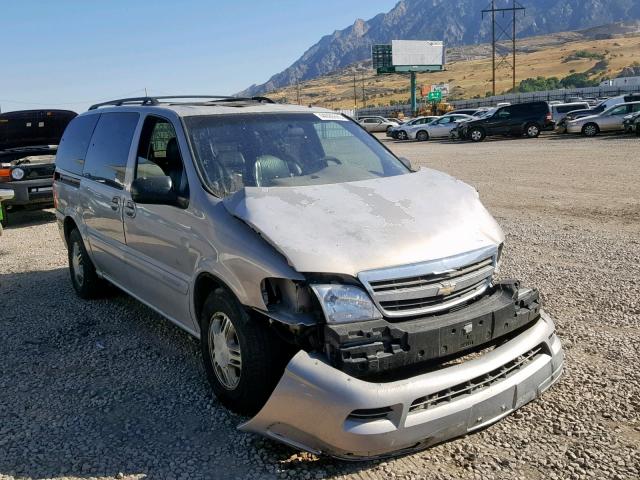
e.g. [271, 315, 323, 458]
[241, 312, 563, 459]
[1, 178, 53, 206]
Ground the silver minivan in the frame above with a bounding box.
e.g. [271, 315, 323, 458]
[53, 95, 563, 459]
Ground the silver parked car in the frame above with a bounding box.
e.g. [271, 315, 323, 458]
[358, 116, 397, 132]
[407, 114, 473, 141]
[54, 95, 563, 460]
[388, 116, 439, 140]
[566, 101, 640, 136]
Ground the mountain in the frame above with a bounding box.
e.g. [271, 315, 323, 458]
[238, 0, 640, 96]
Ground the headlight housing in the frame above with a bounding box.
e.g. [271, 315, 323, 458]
[311, 284, 382, 324]
[11, 168, 25, 181]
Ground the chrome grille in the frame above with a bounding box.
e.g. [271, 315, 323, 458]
[409, 345, 545, 414]
[359, 247, 497, 318]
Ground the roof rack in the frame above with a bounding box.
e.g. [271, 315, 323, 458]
[88, 95, 275, 110]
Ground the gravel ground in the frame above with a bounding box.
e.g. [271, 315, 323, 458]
[0, 133, 638, 480]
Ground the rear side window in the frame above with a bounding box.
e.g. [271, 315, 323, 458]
[55, 115, 100, 175]
[83, 112, 139, 189]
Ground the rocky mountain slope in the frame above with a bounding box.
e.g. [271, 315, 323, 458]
[239, 0, 640, 96]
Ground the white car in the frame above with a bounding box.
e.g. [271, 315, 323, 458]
[388, 116, 440, 140]
[407, 114, 474, 141]
[358, 116, 398, 133]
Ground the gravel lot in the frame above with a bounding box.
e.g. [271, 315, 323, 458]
[1, 133, 638, 480]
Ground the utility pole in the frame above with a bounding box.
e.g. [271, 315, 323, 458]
[361, 74, 366, 105]
[296, 77, 301, 105]
[353, 73, 358, 110]
[482, 0, 525, 95]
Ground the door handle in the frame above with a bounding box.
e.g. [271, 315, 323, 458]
[124, 200, 136, 218]
[111, 196, 120, 211]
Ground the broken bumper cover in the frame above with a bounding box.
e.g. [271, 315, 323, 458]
[240, 312, 563, 459]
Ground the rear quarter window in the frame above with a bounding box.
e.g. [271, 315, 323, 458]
[83, 112, 139, 189]
[55, 115, 100, 175]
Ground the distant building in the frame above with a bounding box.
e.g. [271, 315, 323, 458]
[600, 76, 640, 87]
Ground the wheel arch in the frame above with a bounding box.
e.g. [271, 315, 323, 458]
[193, 272, 251, 332]
[63, 216, 79, 246]
[582, 122, 600, 135]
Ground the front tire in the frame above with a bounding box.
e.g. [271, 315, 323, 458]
[200, 288, 288, 416]
[397, 131, 408, 140]
[68, 229, 103, 299]
[416, 130, 429, 141]
[525, 123, 541, 138]
[582, 123, 599, 137]
[469, 127, 485, 142]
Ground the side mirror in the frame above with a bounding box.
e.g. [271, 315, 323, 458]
[398, 157, 413, 171]
[131, 176, 187, 208]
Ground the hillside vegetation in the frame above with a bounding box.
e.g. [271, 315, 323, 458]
[265, 31, 640, 109]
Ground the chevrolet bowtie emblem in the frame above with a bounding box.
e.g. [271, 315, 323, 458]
[438, 281, 456, 296]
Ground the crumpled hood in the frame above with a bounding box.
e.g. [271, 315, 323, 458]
[223, 169, 504, 276]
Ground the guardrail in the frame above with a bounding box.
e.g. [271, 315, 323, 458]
[356, 84, 640, 117]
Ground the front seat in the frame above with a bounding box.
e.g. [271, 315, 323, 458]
[165, 138, 187, 196]
[254, 155, 291, 187]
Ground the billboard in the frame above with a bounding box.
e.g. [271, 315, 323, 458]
[391, 40, 445, 67]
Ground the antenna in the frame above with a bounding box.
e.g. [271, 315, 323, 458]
[482, 0, 526, 95]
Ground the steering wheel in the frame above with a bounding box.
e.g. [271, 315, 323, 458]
[322, 156, 342, 165]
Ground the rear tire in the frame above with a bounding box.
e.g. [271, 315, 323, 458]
[200, 288, 289, 416]
[416, 130, 429, 141]
[582, 123, 599, 137]
[469, 127, 485, 142]
[525, 123, 541, 138]
[68, 229, 103, 299]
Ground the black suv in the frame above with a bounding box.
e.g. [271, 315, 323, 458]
[461, 101, 553, 142]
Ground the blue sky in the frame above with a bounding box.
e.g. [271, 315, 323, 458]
[0, 0, 396, 113]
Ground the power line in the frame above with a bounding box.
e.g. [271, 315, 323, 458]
[482, 0, 526, 95]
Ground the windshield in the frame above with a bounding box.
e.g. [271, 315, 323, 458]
[184, 112, 409, 197]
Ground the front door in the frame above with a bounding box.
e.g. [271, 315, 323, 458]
[122, 115, 197, 329]
[486, 107, 512, 135]
[429, 116, 456, 137]
[600, 104, 632, 131]
[80, 112, 140, 281]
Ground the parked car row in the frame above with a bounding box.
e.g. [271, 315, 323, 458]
[376, 94, 640, 143]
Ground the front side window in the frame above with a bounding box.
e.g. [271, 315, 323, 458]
[135, 116, 189, 198]
[83, 112, 139, 189]
[184, 113, 409, 197]
[607, 105, 629, 116]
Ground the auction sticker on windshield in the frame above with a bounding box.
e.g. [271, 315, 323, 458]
[314, 112, 347, 121]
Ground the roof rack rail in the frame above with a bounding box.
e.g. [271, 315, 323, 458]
[88, 95, 274, 110]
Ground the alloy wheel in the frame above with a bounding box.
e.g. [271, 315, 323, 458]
[208, 312, 242, 390]
[583, 124, 598, 137]
[71, 242, 85, 287]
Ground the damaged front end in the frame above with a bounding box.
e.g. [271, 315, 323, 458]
[222, 170, 563, 459]
[243, 259, 563, 459]
[240, 311, 562, 459]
